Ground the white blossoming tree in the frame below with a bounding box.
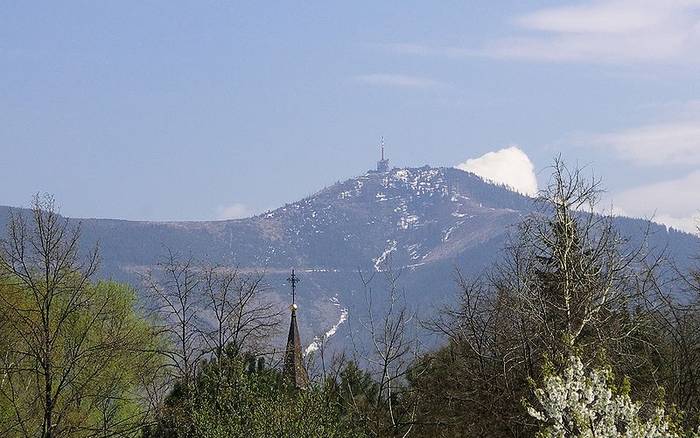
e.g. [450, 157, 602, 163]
[527, 356, 697, 438]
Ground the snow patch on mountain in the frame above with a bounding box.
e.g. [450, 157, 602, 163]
[305, 295, 349, 356]
[374, 240, 398, 271]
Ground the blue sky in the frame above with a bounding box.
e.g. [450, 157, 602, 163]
[1, 1, 699, 231]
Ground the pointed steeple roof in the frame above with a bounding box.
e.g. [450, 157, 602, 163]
[283, 269, 309, 388]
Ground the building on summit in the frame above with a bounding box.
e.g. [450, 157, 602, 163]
[283, 269, 309, 389]
[376, 136, 390, 172]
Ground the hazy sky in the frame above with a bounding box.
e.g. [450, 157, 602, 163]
[2, 1, 699, 231]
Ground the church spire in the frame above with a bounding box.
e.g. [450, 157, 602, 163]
[283, 269, 309, 388]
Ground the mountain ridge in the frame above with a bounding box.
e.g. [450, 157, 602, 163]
[1, 166, 698, 348]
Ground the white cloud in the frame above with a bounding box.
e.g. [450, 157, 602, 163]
[594, 121, 700, 166]
[354, 73, 446, 89]
[515, 1, 668, 34]
[590, 99, 700, 166]
[456, 146, 538, 196]
[377, 43, 476, 58]
[385, 1, 700, 64]
[611, 170, 700, 233]
[492, 0, 700, 63]
[216, 203, 253, 220]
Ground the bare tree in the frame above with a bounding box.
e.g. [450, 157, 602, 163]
[143, 251, 202, 391]
[639, 235, 700, 431]
[199, 265, 281, 362]
[144, 255, 282, 398]
[420, 269, 535, 437]
[0, 195, 158, 438]
[510, 158, 648, 359]
[349, 261, 421, 437]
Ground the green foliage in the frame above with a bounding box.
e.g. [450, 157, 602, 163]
[332, 361, 380, 421]
[324, 359, 414, 437]
[0, 278, 163, 437]
[146, 347, 366, 438]
[408, 340, 535, 438]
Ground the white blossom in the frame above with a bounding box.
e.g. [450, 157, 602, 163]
[526, 356, 695, 438]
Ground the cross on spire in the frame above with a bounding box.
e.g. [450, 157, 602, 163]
[283, 268, 309, 388]
[287, 269, 300, 306]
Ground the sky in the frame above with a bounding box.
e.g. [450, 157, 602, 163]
[1, 1, 699, 232]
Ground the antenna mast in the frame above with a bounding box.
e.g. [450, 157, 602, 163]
[381, 136, 385, 161]
[376, 136, 390, 173]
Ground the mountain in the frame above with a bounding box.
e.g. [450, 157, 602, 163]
[1, 166, 698, 350]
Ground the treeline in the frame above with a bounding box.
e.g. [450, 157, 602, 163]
[1, 159, 700, 437]
[409, 161, 700, 437]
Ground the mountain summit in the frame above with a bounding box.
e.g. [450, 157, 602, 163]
[249, 166, 531, 271]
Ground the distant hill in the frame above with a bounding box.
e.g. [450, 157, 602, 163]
[1, 166, 697, 351]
